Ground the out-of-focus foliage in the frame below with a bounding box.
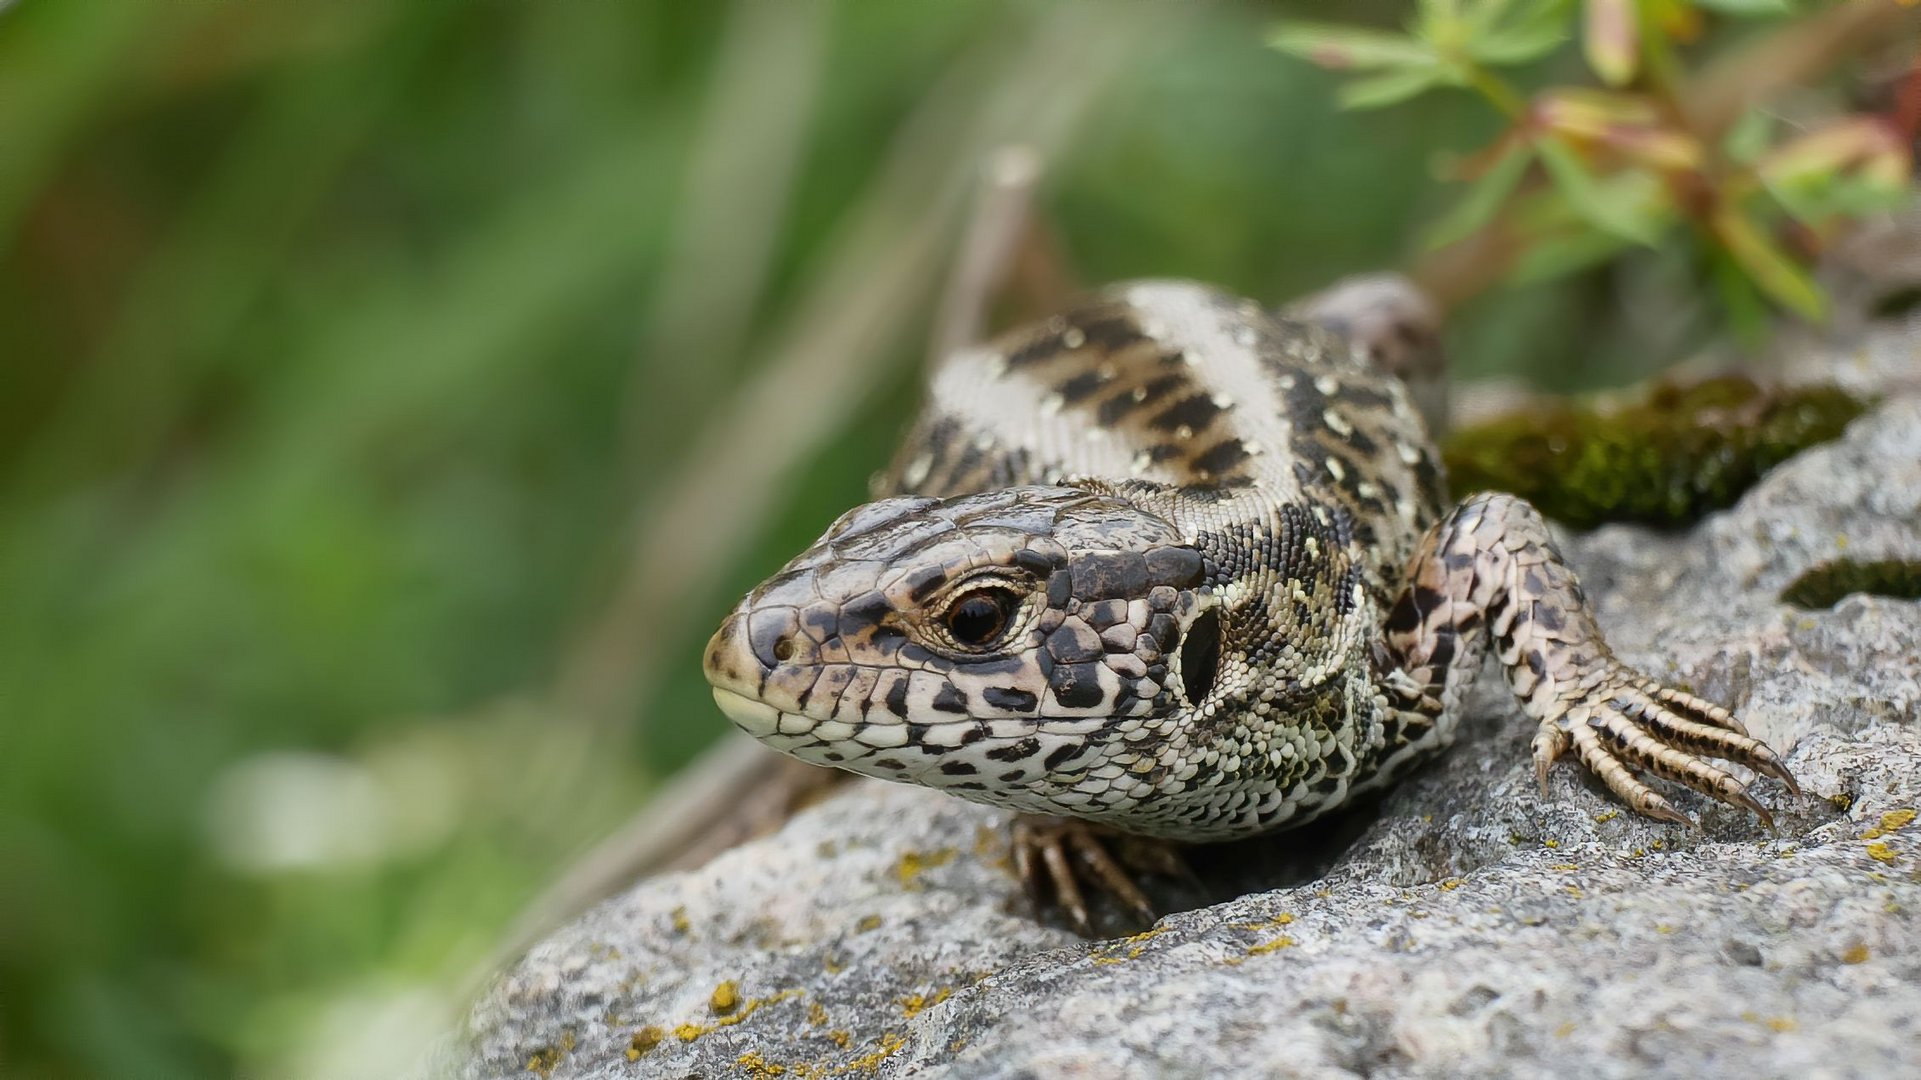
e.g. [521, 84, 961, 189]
[1273, 0, 1918, 332]
[1442, 375, 1868, 528]
[0, 0, 1909, 1076]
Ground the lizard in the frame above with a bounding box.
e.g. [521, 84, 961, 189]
[702, 276, 1799, 933]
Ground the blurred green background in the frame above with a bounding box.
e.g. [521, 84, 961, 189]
[0, 1, 1785, 1076]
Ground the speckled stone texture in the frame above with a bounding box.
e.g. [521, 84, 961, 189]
[446, 357, 1921, 1079]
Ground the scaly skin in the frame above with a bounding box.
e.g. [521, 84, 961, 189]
[704, 279, 1797, 881]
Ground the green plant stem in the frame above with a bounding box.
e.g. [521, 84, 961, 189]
[1465, 61, 1529, 119]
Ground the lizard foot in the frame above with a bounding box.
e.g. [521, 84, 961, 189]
[1010, 815, 1190, 937]
[1532, 670, 1801, 830]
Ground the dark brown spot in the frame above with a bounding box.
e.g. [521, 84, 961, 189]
[1191, 439, 1250, 476]
[983, 686, 1040, 713]
[1150, 393, 1223, 434]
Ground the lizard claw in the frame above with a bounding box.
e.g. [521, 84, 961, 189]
[1546, 670, 1795, 829]
[1010, 815, 1176, 936]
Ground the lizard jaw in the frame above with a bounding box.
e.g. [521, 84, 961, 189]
[711, 687, 782, 738]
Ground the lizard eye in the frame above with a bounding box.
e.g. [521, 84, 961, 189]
[945, 588, 1017, 647]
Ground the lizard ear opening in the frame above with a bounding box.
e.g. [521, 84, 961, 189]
[1179, 606, 1221, 707]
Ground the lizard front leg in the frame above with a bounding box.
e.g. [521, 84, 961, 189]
[1384, 491, 1799, 827]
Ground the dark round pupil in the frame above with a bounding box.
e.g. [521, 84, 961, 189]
[947, 592, 1009, 645]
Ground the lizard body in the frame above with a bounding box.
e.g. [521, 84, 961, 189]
[704, 279, 1794, 851]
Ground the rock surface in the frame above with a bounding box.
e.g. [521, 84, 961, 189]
[446, 341, 1921, 1078]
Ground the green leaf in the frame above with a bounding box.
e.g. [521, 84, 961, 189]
[1507, 223, 1632, 283]
[1721, 108, 1773, 166]
[1536, 138, 1662, 244]
[1710, 205, 1827, 320]
[1708, 247, 1774, 347]
[1424, 138, 1534, 247]
[1583, 0, 1639, 87]
[1469, 0, 1572, 65]
[1693, 0, 1794, 15]
[1268, 22, 1435, 70]
[1337, 64, 1450, 109]
[1464, 0, 1522, 34]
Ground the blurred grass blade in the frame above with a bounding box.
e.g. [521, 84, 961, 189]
[12, 4, 433, 503]
[0, 0, 168, 246]
[1710, 203, 1827, 319]
[621, 0, 831, 466]
[1425, 136, 1534, 248]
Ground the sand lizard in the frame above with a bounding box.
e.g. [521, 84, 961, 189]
[703, 277, 1798, 929]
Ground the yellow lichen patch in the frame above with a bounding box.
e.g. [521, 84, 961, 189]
[828, 1029, 852, 1048]
[973, 825, 1000, 857]
[1232, 913, 1294, 931]
[839, 1032, 907, 1074]
[1245, 935, 1297, 957]
[1767, 1017, 1798, 1033]
[1829, 793, 1854, 813]
[808, 1002, 830, 1026]
[1842, 943, 1871, 964]
[670, 906, 691, 935]
[894, 847, 956, 889]
[1550, 863, 1579, 872]
[1594, 810, 1619, 823]
[1438, 878, 1463, 891]
[1554, 1021, 1576, 1038]
[855, 914, 883, 933]
[627, 1025, 665, 1060]
[1865, 842, 1896, 864]
[711, 980, 741, 1014]
[1091, 925, 1168, 965]
[524, 1030, 576, 1077]
[823, 954, 845, 974]
[1565, 885, 1585, 899]
[672, 988, 803, 1044]
[898, 987, 952, 1017]
[738, 1050, 788, 1077]
[1544, 839, 1559, 849]
[1861, 808, 1916, 840]
[1655, 924, 1676, 935]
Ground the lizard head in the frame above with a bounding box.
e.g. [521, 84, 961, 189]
[704, 482, 1222, 815]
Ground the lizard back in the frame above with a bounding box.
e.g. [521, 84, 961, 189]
[879, 280, 1448, 598]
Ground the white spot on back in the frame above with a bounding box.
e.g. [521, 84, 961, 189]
[903, 453, 933, 489]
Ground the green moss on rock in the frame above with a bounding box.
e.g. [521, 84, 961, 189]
[1442, 376, 1868, 530]
[1780, 559, 1921, 608]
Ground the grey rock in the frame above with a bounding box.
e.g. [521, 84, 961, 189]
[446, 359, 1921, 1079]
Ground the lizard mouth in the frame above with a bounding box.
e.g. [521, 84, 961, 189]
[711, 686, 785, 738]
